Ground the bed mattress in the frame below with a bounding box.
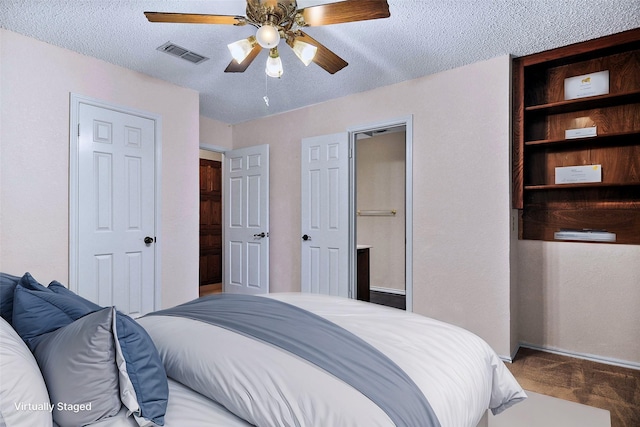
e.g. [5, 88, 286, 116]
[137, 293, 525, 427]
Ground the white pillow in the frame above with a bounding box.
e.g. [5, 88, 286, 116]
[0, 317, 53, 427]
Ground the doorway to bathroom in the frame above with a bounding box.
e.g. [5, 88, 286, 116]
[349, 117, 412, 311]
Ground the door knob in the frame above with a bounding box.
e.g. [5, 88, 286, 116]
[302, 234, 311, 241]
[253, 232, 266, 238]
[144, 236, 154, 246]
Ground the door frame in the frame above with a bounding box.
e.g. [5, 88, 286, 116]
[68, 94, 163, 310]
[348, 115, 414, 311]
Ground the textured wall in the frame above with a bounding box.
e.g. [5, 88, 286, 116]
[200, 116, 232, 151]
[518, 241, 640, 365]
[231, 55, 514, 357]
[0, 29, 200, 308]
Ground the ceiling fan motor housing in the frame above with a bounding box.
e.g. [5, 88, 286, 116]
[246, 0, 299, 30]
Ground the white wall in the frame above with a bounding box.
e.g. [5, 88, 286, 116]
[200, 115, 232, 151]
[518, 241, 640, 365]
[200, 150, 222, 161]
[232, 55, 514, 357]
[0, 29, 200, 308]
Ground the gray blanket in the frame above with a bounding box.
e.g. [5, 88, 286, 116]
[148, 294, 440, 427]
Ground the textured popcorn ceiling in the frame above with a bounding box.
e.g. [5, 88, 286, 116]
[1, 1, 638, 124]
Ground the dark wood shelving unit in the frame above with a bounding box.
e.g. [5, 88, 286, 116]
[513, 28, 640, 244]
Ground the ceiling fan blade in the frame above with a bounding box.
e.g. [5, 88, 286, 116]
[299, 0, 390, 26]
[289, 32, 348, 74]
[225, 43, 263, 73]
[144, 12, 244, 25]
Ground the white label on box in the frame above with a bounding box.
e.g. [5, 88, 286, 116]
[555, 165, 602, 184]
[565, 127, 597, 139]
[564, 70, 609, 100]
[554, 230, 616, 242]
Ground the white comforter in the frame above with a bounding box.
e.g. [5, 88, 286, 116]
[87, 379, 251, 427]
[137, 293, 525, 427]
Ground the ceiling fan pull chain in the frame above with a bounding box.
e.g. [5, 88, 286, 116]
[263, 72, 270, 107]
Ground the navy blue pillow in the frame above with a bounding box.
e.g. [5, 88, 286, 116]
[12, 273, 168, 426]
[17, 271, 49, 291]
[47, 280, 101, 311]
[114, 312, 168, 425]
[0, 272, 21, 324]
[12, 284, 96, 346]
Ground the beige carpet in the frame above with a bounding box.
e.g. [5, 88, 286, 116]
[489, 391, 611, 427]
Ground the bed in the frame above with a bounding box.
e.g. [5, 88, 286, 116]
[1, 272, 525, 427]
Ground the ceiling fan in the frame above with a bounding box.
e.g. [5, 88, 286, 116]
[145, 0, 390, 78]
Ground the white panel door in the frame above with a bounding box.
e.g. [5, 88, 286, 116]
[224, 145, 269, 294]
[77, 102, 156, 316]
[301, 133, 349, 297]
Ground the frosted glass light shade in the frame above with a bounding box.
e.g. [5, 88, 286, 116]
[256, 24, 280, 48]
[227, 36, 256, 64]
[292, 40, 318, 66]
[265, 48, 283, 78]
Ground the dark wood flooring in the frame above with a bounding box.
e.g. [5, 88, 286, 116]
[507, 347, 640, 427]
[369, 290, 406, 310]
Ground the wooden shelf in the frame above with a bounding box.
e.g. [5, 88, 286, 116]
[525, 130, 640, 147]
[512, 28, 640, 244]
[524, 89, 640, 115]
[525, 182, 640, 191]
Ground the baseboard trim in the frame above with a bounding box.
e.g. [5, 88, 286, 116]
[517, 342, 640, 371]
[369, 286, 406, 296]
[496, 345, 519, 364]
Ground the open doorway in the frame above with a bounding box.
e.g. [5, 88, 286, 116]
[349, 117, 413, 311]
[199, 149, 223, 297]
[355, 127, 406, 309]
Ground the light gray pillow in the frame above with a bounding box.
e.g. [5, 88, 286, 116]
[0, 317, 53, 427]
[31, 307, 122, 427]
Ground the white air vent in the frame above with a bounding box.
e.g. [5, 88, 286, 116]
[157, 42, 209, 64]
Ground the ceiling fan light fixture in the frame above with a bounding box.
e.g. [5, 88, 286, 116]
[227, 36, 257, 64]
[292, 40, 318, 66]
[145, 0, 392, 76]
[256, 24, 280, 49]
[265, 47, 283, 78]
